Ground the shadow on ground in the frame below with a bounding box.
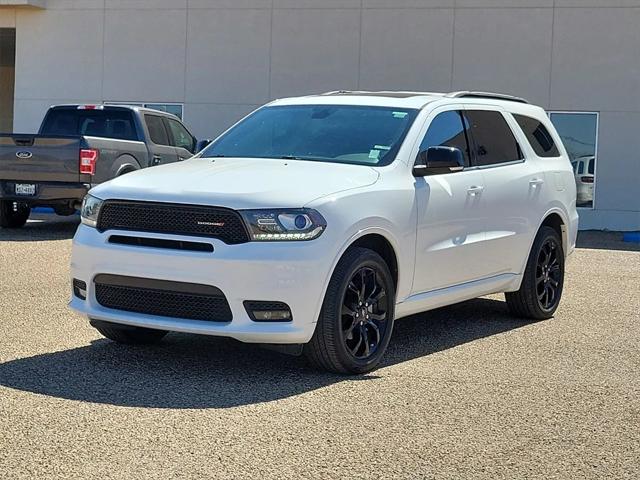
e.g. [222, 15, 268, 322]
[0, 213, 79, 241]
[0, 298, 537, 409]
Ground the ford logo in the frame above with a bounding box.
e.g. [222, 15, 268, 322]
[16, 151, 33, 159]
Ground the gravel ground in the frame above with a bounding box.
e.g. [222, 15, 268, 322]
[1, 214, 639, 479]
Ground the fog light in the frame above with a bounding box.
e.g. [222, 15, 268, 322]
[73, 279, 87, 300]
[244, 301, 292, 322]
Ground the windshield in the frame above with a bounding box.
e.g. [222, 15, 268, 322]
[200, 105, 419, 166]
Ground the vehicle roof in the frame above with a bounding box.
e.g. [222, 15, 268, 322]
[269, 90, 541, 112]
[48, 104, 180, 119]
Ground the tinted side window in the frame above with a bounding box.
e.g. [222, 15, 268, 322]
[165, 118, 194, 152]
[145, 115, 170, 146]
[465, 110, 522, 166]
[513, 114, 559, 157]
[419, 111, 470, 166]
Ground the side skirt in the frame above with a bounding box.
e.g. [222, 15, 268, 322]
[395, 273, 521, 320]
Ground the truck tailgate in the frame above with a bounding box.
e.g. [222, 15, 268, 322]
[0, 135, 82, 183]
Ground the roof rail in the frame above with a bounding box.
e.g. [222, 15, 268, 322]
[321, 90, 353, 95]
[320, 90, 445, 98]
[446, 91, 529, 104]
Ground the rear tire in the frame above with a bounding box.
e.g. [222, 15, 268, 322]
[505, 226, 565, 320]
[304, 247, 396, 374]
[90, 319, 168, 345]
[0, 201, 30, 228]
[53, 205, 76, 216]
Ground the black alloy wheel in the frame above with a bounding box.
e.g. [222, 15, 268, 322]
[304, 247, 396, 374]
[506, 226, 565, 320]
[342, 267, 389, 360]
[536, 237, 562, 311]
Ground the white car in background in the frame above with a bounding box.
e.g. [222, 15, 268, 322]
[571, 155, 595, 206]
[70, 91, 579, 374]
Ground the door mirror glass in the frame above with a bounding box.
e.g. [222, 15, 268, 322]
[413, 146, 465, 176]
[196, 138, 212, 153]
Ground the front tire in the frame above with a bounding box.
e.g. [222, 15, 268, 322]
[506, 226, 565, 320]
[304, 247, 396, 374]
[0, 201, 30, 228]
[90, 319, 168, 345]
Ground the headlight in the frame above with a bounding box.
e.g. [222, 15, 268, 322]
[80, 194, 104, 228]
[240, 209, 327, 241]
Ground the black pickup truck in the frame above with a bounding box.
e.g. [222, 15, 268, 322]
[0, 105, 210, 228]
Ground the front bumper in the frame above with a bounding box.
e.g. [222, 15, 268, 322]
[70, 225, 336, 344]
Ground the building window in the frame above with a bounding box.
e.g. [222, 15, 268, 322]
[549, 112, 599, 209]
[107, 102, 184, 120]
[144, 104, 183, 120]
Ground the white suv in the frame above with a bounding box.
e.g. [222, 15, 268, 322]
[70, 91, 579, 374]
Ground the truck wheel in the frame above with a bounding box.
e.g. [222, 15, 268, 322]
[90, 319, 168, 345]
[304, 247, 396, 374]
[53, 205, 76, 216]
[505, 226, 565, 320]
[0, 201, 31, 228]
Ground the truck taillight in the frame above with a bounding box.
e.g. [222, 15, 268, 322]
[80, 149, 99, 175]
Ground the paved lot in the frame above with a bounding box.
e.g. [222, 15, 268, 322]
[1, 214, 639, 479]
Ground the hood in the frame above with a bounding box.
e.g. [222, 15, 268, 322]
[90, 157, 380, 209]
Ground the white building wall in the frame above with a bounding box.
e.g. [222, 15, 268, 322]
[0, 0, 639, 230]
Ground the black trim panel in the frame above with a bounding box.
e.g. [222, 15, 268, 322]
[94, 274, 223, 297]
[108, 235, 214, 253]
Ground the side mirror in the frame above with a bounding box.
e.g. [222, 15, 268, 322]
[195, 138, 212, 153]
[413, 146, 465, 177]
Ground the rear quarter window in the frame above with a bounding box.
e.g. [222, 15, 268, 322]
[513, 114, 560, 158]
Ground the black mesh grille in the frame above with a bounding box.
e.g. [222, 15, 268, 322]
[97, 200, 249, 244]
[94, 275, 232, 322]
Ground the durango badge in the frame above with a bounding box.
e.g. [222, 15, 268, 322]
[197, 221, 225, 227]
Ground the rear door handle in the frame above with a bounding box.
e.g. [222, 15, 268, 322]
[530, 178, 545, 187]
[467, 185, 484, 196]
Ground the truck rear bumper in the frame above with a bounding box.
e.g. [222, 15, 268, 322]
[0, 180, 89, 206]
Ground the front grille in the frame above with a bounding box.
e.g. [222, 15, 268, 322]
[94, 274, 232, 322]
[97, 200, 249, 244]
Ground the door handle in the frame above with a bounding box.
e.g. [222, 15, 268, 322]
[529, 178, 545, 187]
[467, 185, 484, 196]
